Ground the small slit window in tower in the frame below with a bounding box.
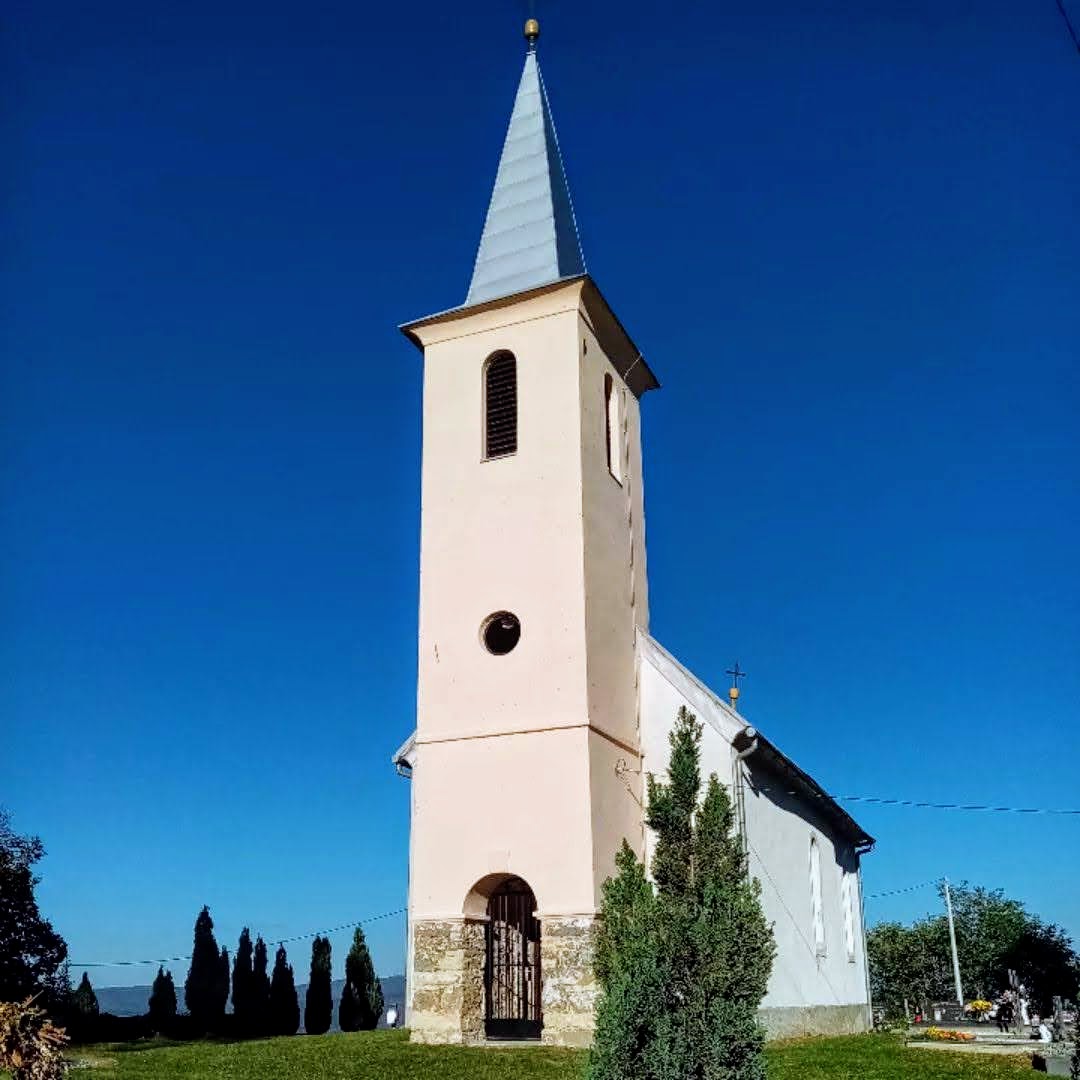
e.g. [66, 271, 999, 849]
[604, 373, 622, 482]
[484, 351, 517, 459]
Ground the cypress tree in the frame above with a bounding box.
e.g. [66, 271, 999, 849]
[338, 927, 383, 1032]
[231, 929, 254, 1036]
[303, 936, 333, 1035]
[589, 707, 775, 1080]
[148, 967, 177, 1033]
[269, 945, 300, 1036]
[590, 842, 666, 1080]
[252, 937, 271, 1037]
[184, 906, 225, 1031]
[71, 972, 99, 1018]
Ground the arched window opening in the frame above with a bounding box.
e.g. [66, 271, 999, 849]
[484, 352, 517, 459]
[809, 837, 826, 956]
[604, 373, 622, 482]
[841, 871, 856, 962]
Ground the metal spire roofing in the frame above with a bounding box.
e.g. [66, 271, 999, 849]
[464, 48, 586, 308]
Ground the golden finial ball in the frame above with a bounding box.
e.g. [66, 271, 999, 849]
[524, 18, 540, 44]
[729, 687, 740, 701]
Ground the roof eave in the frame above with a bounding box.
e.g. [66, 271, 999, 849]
[399, 273, 660, 397]
[736, 727, 875, 853]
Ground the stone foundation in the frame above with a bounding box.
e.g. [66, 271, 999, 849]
[409, 914, 598, 1047]
[410, 916, 868, 1047]
[540, 916, 598, 1047]
[759, 1003, 871, 1039]
[409, 919, 485, 1044]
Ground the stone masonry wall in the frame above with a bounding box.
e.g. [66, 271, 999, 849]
[540, 916, 598, 1048]
[409, 919, 485, 1045]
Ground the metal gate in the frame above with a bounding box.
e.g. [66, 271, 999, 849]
[484, 877, 542, 1040]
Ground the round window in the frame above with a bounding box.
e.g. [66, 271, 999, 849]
[482, 611, 521, 655]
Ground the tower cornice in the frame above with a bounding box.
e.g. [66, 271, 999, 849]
[400, 275, 660, 398]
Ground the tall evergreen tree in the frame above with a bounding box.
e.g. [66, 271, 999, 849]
[589, 708, 775, 1080]
[252, 937, 271, 1037]
[148, 967, 177, 1033]
[338, 927, 383, 1032]
[268, 946, 300, 1036]
[71, 972, 99, 1018]
[184, 906, 225, 1031]
[304, 936, 333, 1035]
[590, 842, 666, 1080]
[231, 929, 254, 1035]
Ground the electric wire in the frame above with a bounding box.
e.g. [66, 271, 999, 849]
[864, 879, 941, 902]
[71, 907, 406, 969]
[1054, 0, 1080, 54]
[830, 794, 1080, 816]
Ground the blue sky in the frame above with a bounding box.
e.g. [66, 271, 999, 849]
[2, 1, 1077, 988]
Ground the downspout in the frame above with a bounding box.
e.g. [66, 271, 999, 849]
[858, 862, 873, 1030]
[393, 750, 414, 1025]
[733, 727, 759, 865]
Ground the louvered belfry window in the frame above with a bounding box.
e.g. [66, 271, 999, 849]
[484, 352, 517, 459]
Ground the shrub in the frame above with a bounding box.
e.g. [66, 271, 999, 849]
[0, 997, 68, 1080]
[590, 708, 775, 1080]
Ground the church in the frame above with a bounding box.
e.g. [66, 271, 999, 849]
[391, 19, 875, 1048]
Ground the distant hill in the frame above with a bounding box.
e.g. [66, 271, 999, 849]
[95, 975, 406, 1032]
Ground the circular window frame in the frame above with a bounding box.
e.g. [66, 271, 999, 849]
[481, 611, 521, 656]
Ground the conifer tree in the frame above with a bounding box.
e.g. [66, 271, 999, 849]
[589, 707, 775, 1080]
[148, 967, 177, 1033]
[338, 980, 358, 1033]
[252, 937, 271, 1037]
[338, 927, 383, 1032]
[269, 946, 300, 1036]
[590, 842, 666, 1080]
[184, 906, 225, 1031]
[304, 936, 333, 1035]
[71, 973, 99, 1018]
[231, 929, 254, 1036]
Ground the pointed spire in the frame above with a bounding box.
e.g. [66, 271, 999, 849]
[464, 21, 586, 308]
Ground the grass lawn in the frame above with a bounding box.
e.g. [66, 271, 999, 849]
[49, 1030, 1035, 1079]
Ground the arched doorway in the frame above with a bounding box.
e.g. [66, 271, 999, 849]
[484, 876, 542, 1040]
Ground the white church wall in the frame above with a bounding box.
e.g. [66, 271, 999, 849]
[637, 635, 871, 1036]
[638, 635, 741, 876]
[742, 761, 870, 1027]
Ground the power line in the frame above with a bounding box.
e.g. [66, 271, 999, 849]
[71, 907, 406, 970]
[831, 794, 1080, 816]
[864, 879, 940, 901]
[1054, 0, 1080, 55]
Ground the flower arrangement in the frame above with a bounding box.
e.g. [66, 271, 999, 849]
[926, 1026, 976, 1042]
[967, 1000, 992, 1018]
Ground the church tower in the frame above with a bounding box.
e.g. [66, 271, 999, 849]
[398, 20, 659, 1047]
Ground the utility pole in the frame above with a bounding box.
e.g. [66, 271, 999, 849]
[943, 877, 964, 1007]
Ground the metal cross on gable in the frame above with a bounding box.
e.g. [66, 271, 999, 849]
[725, 661, 746, 689]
